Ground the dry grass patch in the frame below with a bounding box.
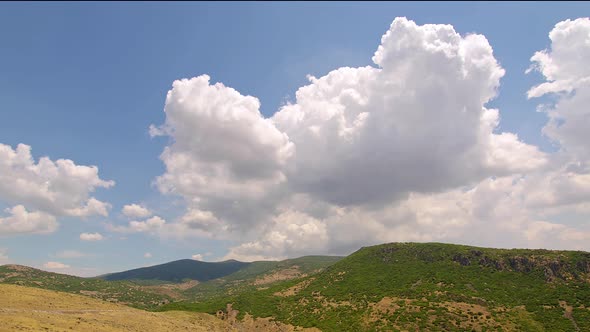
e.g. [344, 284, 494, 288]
[0, 284, 233, 332]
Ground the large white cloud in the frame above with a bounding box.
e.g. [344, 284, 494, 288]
[525, 18, 590, 215]
[226, 173, 590, 261]
[149, 17, 590, 260]
[272, 18, 545, 205]
[0, 205, 58, 236]
[0, 143, 114, 236]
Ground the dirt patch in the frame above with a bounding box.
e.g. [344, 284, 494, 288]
[442, 301, 490, 316]
[368, 297, 402, 318]
[559, 300, 580, 331]
[140, 280, 199, 300]
[254, 266, 305, 285]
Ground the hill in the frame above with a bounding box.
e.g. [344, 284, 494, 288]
[0, 283, 233, 332]
[102, 259, 250, 283]
[160, 242, 590, 332]
[182, 256, 343, 300]
[0, 264, 171, 309]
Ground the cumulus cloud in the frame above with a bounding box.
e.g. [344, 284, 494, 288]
[0, 143, 113, 237]
[0, 205, 58, 236]
[79, 232, 103, 241]
[150, 75, 294, 230]
[149, 17, 548, 258]
[122, 204, 152, 219]
[43, 261, 70, 269]
[191, 254, 203, 261]
[149, 17, 590, 259]
[522, 18, 590, 218]
[0, 143, 114, 218]
[272, 18, 545, 206]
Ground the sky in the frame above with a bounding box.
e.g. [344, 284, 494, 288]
[1, 2, 590, 277]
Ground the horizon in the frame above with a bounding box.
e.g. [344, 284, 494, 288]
[3, 240, 589, 279]
[1, 2, 590, 277]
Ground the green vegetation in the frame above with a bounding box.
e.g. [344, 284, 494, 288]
[160, 243, 590, 332]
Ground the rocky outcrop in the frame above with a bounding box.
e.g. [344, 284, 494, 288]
[376, 244, 590, 283]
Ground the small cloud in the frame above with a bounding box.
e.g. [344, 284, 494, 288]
[43, 261, 70, 269]
[80, 232, 103, 241]
[122, 204, 152, 219]
[144, 252, 152, 258]
[192, 252, 213, 261]
[107, 216, 166, 234]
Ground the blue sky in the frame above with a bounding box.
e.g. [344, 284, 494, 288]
[1, 2, 590, 276]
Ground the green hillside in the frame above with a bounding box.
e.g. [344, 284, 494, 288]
[160, 242, 590, 332]
[0, 264, 171, 309]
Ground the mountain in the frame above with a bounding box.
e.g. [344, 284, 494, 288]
[102, 259, 250, 283]
[0, 283, 232, 332]
[161, 242, 590, 332]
